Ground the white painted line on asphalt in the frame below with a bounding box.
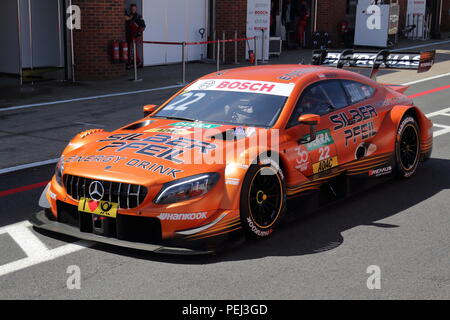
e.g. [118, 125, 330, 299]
[6, 224, 49, 258]
[425, 108, 450, 137]
[0, 221, 31, 235]
[396, 39, 450, 51]
[432, 123, 450, 137]
[402, 72, 450, 86]
[425, 107, 450, 118]
[0, 240, 93, 278]
[0, 220, 94, 277]
[0, 84, 184, 112]
[0, 158, 59, 175]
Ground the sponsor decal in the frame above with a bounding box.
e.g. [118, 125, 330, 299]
[187, 79, 295, 97]
[48, 190, 57, 200]
[157, 212, 207, 220]
[305, 129, 334, 151]
[78, 197, 118, 218]
[312, 156, 338, 174]
[97, 133, 216, 164]
[198, 80, 216, 89]
[247, 217, 271, 237]
[323, 52, 423, 68]
[125, 159, 182, 178]
[294, 147, 309, 172]
[169, 122, 221, 129]
[145, 128, 191, 135]
[369, 166, 392, 177]
[330, 105, 378, 130]
[64, 155, 127, 164]
[344, 121, 377, 146]
[225, 178, 240, 185]
[64, 154, 182, 178]
[330, 105, 378, 146]
[278, 67, 323, 81]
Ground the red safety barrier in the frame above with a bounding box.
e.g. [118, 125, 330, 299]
[141, 37, 255, 46]
[142, 40, 184, 45]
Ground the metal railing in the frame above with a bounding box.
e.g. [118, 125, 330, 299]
[133, 35, 257, 84]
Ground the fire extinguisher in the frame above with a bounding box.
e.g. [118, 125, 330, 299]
[339, 20, 349, 35]
[112, 40, 120, 63]
[120, 41, 128, 63]
[246, 38, 255, 64]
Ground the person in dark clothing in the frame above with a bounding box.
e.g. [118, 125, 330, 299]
[282, 0, 300, 47]
[297, 0, 309, 47]
[125, 4, 146, 68]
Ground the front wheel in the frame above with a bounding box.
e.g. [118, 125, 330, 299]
[395, 116, 421, 178]
[239, 160, 286, 239]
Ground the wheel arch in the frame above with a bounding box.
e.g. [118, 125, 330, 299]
[221, 149, 288, 210]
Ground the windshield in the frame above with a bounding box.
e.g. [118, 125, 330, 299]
[153, 79, 295, 128]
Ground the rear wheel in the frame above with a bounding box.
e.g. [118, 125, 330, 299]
[395, 116, 421, 178]
[240, 159, 286, 239]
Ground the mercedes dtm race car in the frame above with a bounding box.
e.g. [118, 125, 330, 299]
[31, 49, 435, 254]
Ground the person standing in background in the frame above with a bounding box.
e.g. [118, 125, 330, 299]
[282, 0, 300, 48]
[297, 0, 310, 47]
[125, 4, 146, 68]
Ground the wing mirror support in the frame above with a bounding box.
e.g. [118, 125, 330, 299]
[143, 104, 158, 117]
[298, 114, 320, 144]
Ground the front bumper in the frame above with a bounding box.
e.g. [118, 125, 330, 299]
[29, 210, 239, 255]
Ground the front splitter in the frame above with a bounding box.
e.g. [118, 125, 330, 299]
[29, 210, 216, 255]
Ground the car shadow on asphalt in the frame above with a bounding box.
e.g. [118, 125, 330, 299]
[33, 157, 450, 265]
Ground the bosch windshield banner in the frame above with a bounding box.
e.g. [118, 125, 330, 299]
[187, 79, 295, 96]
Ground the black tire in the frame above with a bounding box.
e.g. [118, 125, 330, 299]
[395, 116, 421, 178]
[239, 159, 286, 239]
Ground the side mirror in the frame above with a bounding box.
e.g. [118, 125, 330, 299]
[143, 104, 158, 117]
[298, 114, 320, 144]
[298, 114, 320, 126]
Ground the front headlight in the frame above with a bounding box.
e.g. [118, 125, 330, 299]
[154, 173, 220, 204]
[55, 157, 64, 186]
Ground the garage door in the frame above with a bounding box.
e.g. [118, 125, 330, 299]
[142, 0, 208, 66]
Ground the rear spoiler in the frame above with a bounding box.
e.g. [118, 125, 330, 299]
[311, 49, 435, 80]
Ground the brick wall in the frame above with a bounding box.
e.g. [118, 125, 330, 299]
[72, 0, 125, 80]
[315, 0, 347, 47]
[442, 0, 450, 32]
[215, 0, 248, 62]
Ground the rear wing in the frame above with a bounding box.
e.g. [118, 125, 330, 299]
[311, 49, 435, 80]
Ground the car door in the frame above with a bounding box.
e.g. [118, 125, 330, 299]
[282, 79, 348, 187]
[328, 79, 379, 166]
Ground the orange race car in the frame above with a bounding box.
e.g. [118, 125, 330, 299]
[31, 49, 435, 254]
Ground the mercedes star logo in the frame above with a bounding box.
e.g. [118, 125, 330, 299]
[89, 181, 104, 201]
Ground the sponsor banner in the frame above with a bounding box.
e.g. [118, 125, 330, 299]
[186, 79, 295, 97]
[246, 0, 270, 60]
